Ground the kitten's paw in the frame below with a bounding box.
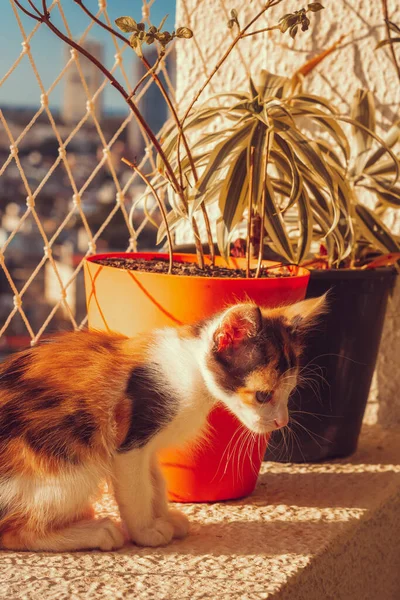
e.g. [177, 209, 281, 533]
[167, 509, 190, 539]
[93, 518, 125, 551]
[131, 518, 174, 547]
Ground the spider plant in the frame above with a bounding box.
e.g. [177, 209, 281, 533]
[156, 71, 400, 269]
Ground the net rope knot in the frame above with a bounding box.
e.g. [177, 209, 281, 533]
[40, 93, 49, 107]
[13, 295, 22, 309]
[72, 193, 81, 208]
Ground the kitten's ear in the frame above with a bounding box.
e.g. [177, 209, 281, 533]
[213, 304, 262, 352]
[284, 293, 328, 332]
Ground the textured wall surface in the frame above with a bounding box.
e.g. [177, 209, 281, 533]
[175, 0, 400, 425]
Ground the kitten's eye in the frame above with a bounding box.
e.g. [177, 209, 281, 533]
[255, 391, 273, 404]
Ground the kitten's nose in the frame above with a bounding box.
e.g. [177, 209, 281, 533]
[274, 416, 288, 429]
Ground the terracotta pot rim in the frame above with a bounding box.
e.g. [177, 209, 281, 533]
[86, 251, 310, 282]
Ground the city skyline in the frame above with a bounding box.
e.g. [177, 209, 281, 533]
[0, 0, 177, 112]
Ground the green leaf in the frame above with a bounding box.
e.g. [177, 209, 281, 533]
[129, 35, 143, 57]
[176, 27, 194, 39]
[308, 2, 324, 11]
[355, 204, 399, 253]
[158, 14, 169, 31]
[115, 16, 138, 33]
[350, 89, 376, 164]
[376, 37, 400, 49]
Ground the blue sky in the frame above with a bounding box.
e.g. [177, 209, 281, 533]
[0, 0, 176, 111]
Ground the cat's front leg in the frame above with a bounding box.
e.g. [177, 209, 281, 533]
[151, 455, 189, 539]
[113, 448, 173, 547]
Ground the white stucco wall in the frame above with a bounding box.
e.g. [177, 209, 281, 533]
[175, 0, 400, 425]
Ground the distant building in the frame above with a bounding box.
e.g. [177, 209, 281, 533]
[128, 46, 176, 156]
[62, 40, 104, 125]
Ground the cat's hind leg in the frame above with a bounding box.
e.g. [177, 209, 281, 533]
[1, 517, 125, 551]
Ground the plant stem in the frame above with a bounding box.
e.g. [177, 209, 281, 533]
[190, 217, 205, 269]
[381, 0, 400, 85]
[72, 0, 215, 265]
[242, 25, 279, 38]
[121, 158, 174, 274]
[181, 0, 284, 125]
[246, 147, 255, 278]
[13, 0, 40, 20]
[175, 0, 283, 264]
[23, 0, 206, 267]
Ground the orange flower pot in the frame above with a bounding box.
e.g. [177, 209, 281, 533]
[84, 252, 310, 502]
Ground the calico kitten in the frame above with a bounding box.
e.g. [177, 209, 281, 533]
[0, 296, 325, 552]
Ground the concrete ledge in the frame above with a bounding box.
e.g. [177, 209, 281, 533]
[0, 424, 399, 599]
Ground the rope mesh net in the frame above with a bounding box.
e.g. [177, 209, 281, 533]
[0, 0, 184, 355]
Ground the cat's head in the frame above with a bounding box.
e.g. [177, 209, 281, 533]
[201, 296, 327, 434]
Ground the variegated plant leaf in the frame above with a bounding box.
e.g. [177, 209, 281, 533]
[316, 139, 345, 168]
[254, 70, 293, 101]
[216, 217, 230, 261]
[156, 209, 184, 244]
[360, 178, 400, 207]
[355, 203, 400, 253]
[310, 198, 346, 262]
[263, 176, 295, 262]
[248, 123, 268, 212]
[296, 187, 314, 263]
[326, 114, 400, 186]
[363, 120, 400, 172]
[350, 89, 376, 163]
[363, 156, 400, 177]
[274, 133, 303, 209]
[291, 93, 338, 114]
[290, 105, 351, 161]
[194, 121, 254, 199]
[218, 147, 249, 231]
